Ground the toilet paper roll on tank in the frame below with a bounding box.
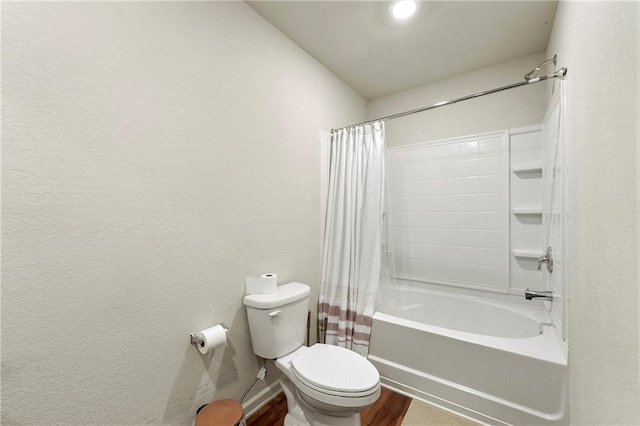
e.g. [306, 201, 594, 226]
[245, 273, 277, 295]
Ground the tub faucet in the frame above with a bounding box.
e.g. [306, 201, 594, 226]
[525, 289, 553, 301]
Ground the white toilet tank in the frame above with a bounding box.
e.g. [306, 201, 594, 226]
[243, 282, 311, 359]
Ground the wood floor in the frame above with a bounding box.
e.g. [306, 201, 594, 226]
[246, 387, 412, 426]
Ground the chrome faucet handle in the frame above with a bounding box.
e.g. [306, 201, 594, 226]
[537, 246, 554, 273]
[537, 255, 548, 270]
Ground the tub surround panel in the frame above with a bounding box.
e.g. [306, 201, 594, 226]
[541, 88, 566, 341]
[391, 125, 555, 299]
[509, 126, 544, 295]
[389, 132, 510, 293]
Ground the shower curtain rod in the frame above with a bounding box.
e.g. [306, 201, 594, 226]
[331, 67, 567, 133]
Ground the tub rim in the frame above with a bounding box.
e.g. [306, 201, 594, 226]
[372, 311, 567, 366]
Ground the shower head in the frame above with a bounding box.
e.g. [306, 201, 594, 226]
[524, 55, 557, 81]
[524, 68, 540, 80]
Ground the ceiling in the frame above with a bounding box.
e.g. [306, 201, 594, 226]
[246, 1, 558, 100]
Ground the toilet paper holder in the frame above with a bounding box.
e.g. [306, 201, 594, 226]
[190, 323, 229, 347]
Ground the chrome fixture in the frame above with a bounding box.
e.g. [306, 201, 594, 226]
[190, 322, 228, 347]
[538, 246, 554, 273]
[525, 55, 557, 81]
[525, 289, 553, 301]
[331, 57, 567, 133]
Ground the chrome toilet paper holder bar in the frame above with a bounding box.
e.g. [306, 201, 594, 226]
[190, 322, 229, 347]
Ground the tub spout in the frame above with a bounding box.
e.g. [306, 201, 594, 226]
[525, 289, 553, 301]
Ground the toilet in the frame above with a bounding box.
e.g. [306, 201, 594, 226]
[243, 282, 381, 426]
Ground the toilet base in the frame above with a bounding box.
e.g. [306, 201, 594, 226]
[279, 377, 363, 426]
[283, 412, 360, 426]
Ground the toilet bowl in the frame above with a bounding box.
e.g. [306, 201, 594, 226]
[243, 282, 381, 426]
[276, 344, 380, 425]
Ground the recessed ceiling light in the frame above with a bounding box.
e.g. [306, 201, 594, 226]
[389, 0, 419, 20]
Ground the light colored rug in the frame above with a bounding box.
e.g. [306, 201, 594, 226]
[401, 399, 478, 425]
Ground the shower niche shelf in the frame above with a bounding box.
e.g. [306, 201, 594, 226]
[512, 249, 543, 259]
[511, 164, 543, 174]
[510, 126, 544, 293]
[512, 207, 543, 215]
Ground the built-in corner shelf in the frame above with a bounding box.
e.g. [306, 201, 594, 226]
[511, 164, 543, 174]
[512, 207, 543, 215]
[512, 249, 543, 259]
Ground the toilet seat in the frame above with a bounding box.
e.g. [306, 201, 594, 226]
[290, 344, 380, 398]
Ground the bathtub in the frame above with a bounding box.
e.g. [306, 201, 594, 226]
[368, 286, 568, 425]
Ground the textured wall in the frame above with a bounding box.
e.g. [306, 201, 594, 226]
[366, 53, 548, 147]
[1, 2, 366, 424]
[546, 2, 640, 424]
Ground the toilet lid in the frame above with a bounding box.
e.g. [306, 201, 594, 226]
[291, 344, 379, 393]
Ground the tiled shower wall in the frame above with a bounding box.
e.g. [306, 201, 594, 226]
[387, 93, 567, 340]
[390, 132, 510, 293]
[390, 126, 548, 296]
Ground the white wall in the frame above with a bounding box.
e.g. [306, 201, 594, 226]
[1, 2, 366, 424]
[367, 52, 548, 147]
[546, 2, 640, 424]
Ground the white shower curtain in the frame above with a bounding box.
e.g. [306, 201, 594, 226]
[319, 121, 385, 356]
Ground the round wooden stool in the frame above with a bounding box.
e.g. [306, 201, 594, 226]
[195, 399, 245, 426]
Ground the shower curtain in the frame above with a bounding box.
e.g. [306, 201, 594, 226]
[318, 121, 385, 356]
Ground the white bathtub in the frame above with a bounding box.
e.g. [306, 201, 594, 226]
[368, 286, 568, 425]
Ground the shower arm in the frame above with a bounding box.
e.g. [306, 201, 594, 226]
[331, 57, 567, 133]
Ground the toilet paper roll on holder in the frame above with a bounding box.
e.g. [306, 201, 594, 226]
[190, 323, 229, 347]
